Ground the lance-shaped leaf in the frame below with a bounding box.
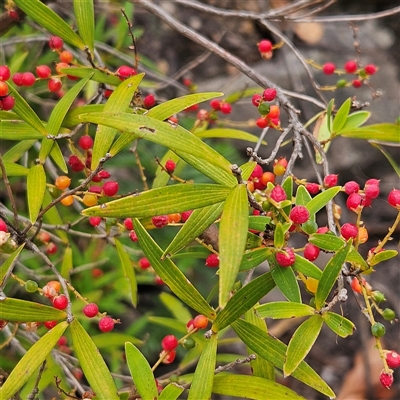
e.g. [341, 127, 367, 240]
[212, 374, 306, 400]
[147, 92, 223, 121]
[159, 292, 192, 324]
[27, 164, 46, 223]
[3, 140, 36, 162]
[293, 255, 322, 280]
[188, 332, 218, 400]
[42, 189, 68, 242]
[0, 321, 68, 400]
[219, 184, 249, 308]
[60, 68, 122, 86]
[239, 247, 272, 271]
[271, 265, 301, 303]
[148, 316, 188, 334]
[255, 302, 315, 319]
[309, 232, 345, 252]
[240, 160, 257, 181]
[274, 222, 291, 249]
[323, 312, 356, 338]
[60, 247, 73, 279]
[91, 74, 144, 169]
[369, 249, 398, 267]
[340, 111, 370, 130]
[70, 319, 119, 400]
[281, 176, 293, 216]
[82, 184, 231, 219]
[159, 383, 185, 400]
[371, 142, 400, 177]
[50, 141, 68, 172]
[14, 0, 85, 49]
[231, 319, 335, 398]
[340, 123, 400, 143]
[125, 342, 158, 400]
[163, 202, 224, 258]
[0, 162, 28, 177]
[346, 248, 369, 272]
[306, 186, 341, 216]
[295, 185, 312, 206]
[115, 238, 137, 307]
[0, 121, 43, 140]
[213, 272, 275, 332]
[134, 219, 215, 319]
[248, 215, 271, 232]
[196, 128, 266, 144]
[0, 298, 67, 322]
[284, 315, 324, 377]
[91, 333, 142, 348]
[0, 244, 25, 286]
[332, 98, 351, 134]
[315, 240, 352, 310]
[74, 0, 95, 54]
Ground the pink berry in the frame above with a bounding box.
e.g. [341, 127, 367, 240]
[250, 164, 263, 180]
[364, 64, 377, 75]
[44, 320, 58, 329]
[220, 102, 232, 114]
[48, 77, 62, 93]
[12, 72, 24, 86]
[98, 170, 111, 180]
[89, 216, 101, 227]
[83, 303, 99, 318]
[102, 181, 119, 196]
[0, 65, 11, 81]
[379, 371, 393, 389]
[275, 247, 296, 267]
[186, 319, 195, 332]
[89, 185, 102, 194]
[258, 40, 272, 53]
[36, 65, 51, 79]
[68, 155, 85, 172]
[116, 65, 136, 79]
[305, 183, 320, 195]
[251, 94, 262, 107]
[385, 350, 400, 369]
[0, 219, 8, 232]
[362, 195, 373, 208]
[161, 335, 179, 351]
[124, 218, 133, 230]
[138, 257, 151, 269]
[270, 185, 287, 202]
[346, 193, 363, 212]
[143, 94, 155, 108]
[364, 184, 379, 199]
[99, 316, 115, 332]
[262, 88, 277, 102]
[181, 210, 193, 222]
[340, 223, 358, 240]
[197, 109, 209, 121]
[323, 174, 338, 187]
[344, 181, 360, 195]
[1, 95, 14, 111]
[344, 60, 358, 74]
[322, 62, 336, 75]
[205, 254, 219, 268]
[289, 205, 310, 224]
[79, 135, 93, 150]
[52, 294, 68, 310]
[352, 79, 362, 88]
[49, 36, 63, 51]
[21, 72, 36, 87]
[152, 215, 169, 228]
[388, 189, 400, 208]
[365, 178, 380, 187]
[304, 243, 320, 261]
[210, 99, 221, 110]
[316, 226, 329, 234]
[165, 159, 176, 173]
[129, 230, 138, 242]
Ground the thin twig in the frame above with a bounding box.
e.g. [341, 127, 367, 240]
[27, 360, 47, 400]
[0, 154, 19, 225]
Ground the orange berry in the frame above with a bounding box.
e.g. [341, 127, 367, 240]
[55, 175, 71, 190]
[168, 213, 181, 223]
[61, 195, 74, 206]
[261, 171, 275, 185]
[0, 81, 9, 97]
[82, 193, 98, 207]
[246, 180, 255, 192]
[358, 226, 368, 244]
[305, 277, 319, 294]
[267, 105, 280, 119]
[47, 280, 61, 292]
[193, 314, 208, 329]
[55, 62, 69, 74]
[59, 50, 73, 64]
[350, 277, 366, 294]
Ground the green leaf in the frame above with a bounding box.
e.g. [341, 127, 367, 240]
[284, 315, 324, 376]
[159, 292, 192, 324]
[3, 140, 36, 162]
[332, 98, 351, 133]
[0, 121, 43, 140]
[147, 92, 223, 121]
[306, 186, 341, 216]
[74, 0, 95, 54]
[315, 240, 352, 309]
[188, 332, 218, 400]
[293, 255, 322, 280]
[91, 333, 142, 348]
[231, 319, 335, 398]
[213, 272, 275, 332]
[340, 123, 400, 143]
[240, 160, 257, 181]
[346, 248, 369, 272]
[82, 184, 231, 219]
[0, 161, 29, 177]
[70, 319, 119, 400]
[281, 176, 293, 216]
[326, 99, 335, 134]
[0, 244, 25, 286]
[60, 247, 73, 279]
[309, 232, 345, 252]
[159, 384, 184, 400]
[0, 321, 68, 400]
[239, 247, 273, 271]
[271, 265, 301, 303]
[147, 316, 187, 334]
[273, 222, 291, 249]
[369, 249, 399, 267]
[0, 298, 67, 322]
[115, 239, 137, 307]
[27, 164, 46, 223]
[219, 184, 249, 308]
[134, 219, 216, 319]
[50, 141, 68, 172]
[91, 74, 144, 169]
[125, 342, 159, 400]
[42, 189, 68, 242]
[295, 185, 312, 206]
[340, 111, 371, 130]
[196, 128, 266, 144]
[212, 373, 306, 400]
[248, 215, 271, 232]
[255, 302, 315, 319]
[323, 312, 355, 338]
[60, 67, 122, 86]
[370, 142, 400, 177]
[14, 0, 85, 49]
[163, 202, 224, 258]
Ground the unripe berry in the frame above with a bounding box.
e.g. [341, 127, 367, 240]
[251, 94, 262, 107]
[322, 62, 335, 75]
[258, 102, 270, 116]
[350, 277, 366, 294]
[102, 181, 119, 196]
[303, 243, 320, 261]
[52, 294, 68, 310]
[138, 257, 151, 269]
[152, 215, 169, 228]
[346, 193, 363, 212]
[1, 95, 15, 111]
[49, 36, 63, 50]
[48, 78, 62, 92]
[168, 213, 181, 223]
[25, 280, 39, 293]
[21, 72, 36, 87]
[82, 193, 98, 207]
[83, 303, 99, 318]
[99, 316, 115, 332]
[220, 102, 232, 114]
[385, 350, 400, 369]
[344, 60, 358, 74]
[124, 218, 134, 230]
[161, 335, 179, 351]
[79, 135, 93, 150]
[262, 88, 277, 102]
[340, 223, 358, 240]
[371, 322, 385, 337]
[270, 185, 287, 202]
[289, 205, 310, 224]
[380, 371, 394, 389]
[193, 314, 208, 329]
[364, 64, 377, 75]
[181, 210, 193, 222]
[165, 159, 176, 173]
[323, 174, 338, 187]
[371, 290, 385, 303]
[0, 65, 11, 81]
[267, 105, 280, 119]
[305, 183, 320, 195]
[205, 254, 219, 268]
[60, 50, 73, 64]
[387, 189, 400, 208]
[344, 181, 360, 195]
[89, 216, 102, 227]
[0, 219, 7, 232]
[382, 308, 396, 321]
[275, 247, 295, 267]
[12, 72, 24, 86]
[258, 40, 272, 53]
[36, 65, 52, 79]
[143, 94, 156, 108]
[44, 320, 58, 329]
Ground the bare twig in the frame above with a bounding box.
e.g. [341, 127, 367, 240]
[27, 360, 47, 400]
[0, 154, 19, 225]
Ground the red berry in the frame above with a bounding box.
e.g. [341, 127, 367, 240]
[289, 205, 310, 224]
[49, 36, 63, 51]
[193, 314, 208, 329]
[385, 350, 400, 369]
[186, 319, 196, 332]
[155, 275, 164, 285]
[152, 215, 169, 228]
[102, 181, 119, 196]
[83, 303, 99, 318]
[98, 170, 111, 180]
[0, 95, 14, 111]
[323, 174, 338, 187]
[161, 350, 176, 364]
[0, 65, 11, 81]
[129, 230, 138, 242]
[89, 185, 102, 194]
[57, 336, 68, 346]
[362, 195, 373, 208]
[364, 184, 379, 199]
[161, 335, 179, 351]
[350, 277, 366, 294]
[181, 210, 193, 222]
[344, 181, 360, 195]
[52, 295, 68, 310]
[304, 243, 320, 261]
[352, 79, 362, 88]
[220, 102, 232, 114]
[365, 178, 380, 187]
[12, 72, 24, 86]
[258, 40, 272, 53]
[44, 320, 58, 329]
[48, 78, 62, 93]
[205, 254, 219, 268]
[143, 94, 155, 108]
[21, 72, 36, 87]
[165, 159, 176, 173]
[346, 193, 363, 212]
[104, 89, 113, 98]
[89, 216, 101, 227]
[340, 223, 358, 240]
[46, 242, 58, 254]
[0, 219, 7, 232]
[36, 65, 52, 79]
[388, 189, 400, 208]
[364, 64, 377, 75]
[276, 247, 295, 267]
[210, 99, 221, 110]
[116, 65, 136, 79]
[262, 88, 277, 102]
[251, 94, 262, 107]
[344, 60, 358, 73]
[305, 183, 320, 195]
[250, 164, 263, 180]
[270, 185, 287, 202]
[322, 62, 336, 75]
[79, 135, 93, 150]
[68, 155, 85, 172]
[379, 371, 393, 389]
[256, 117, 269, 129]
[124, 218, 133, 230]
[138, 257, 151, 269]
[99, 316, 115, 332]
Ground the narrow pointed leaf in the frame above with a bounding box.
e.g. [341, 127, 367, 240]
[13, 0, 85, 49]
[163, 202, 224, 258]
[281, 176, 293, 215]
[159, 292, 192, 324]
[340, 111, 370, 130]
[370, 142, 400, 177]
[108, 131, 139, 159]
[239, 247, 273, 271]
[50, 141, 68, 172]
[70, 319, 119, 400]
[295, 185, 312, 206]
[60, 247, 73, 279]
[271, 266, 301, 303]
[134, 219, 216, 319]
[91, 333, 142, 348]
[315, 114, 332, 164]
[0, 244, 25, 285]
[60, 67, 122, 86]
[322, 312, 356, 338]
[340, 123, 400, 142]
[196, 128, 266, 144]
[326, 99, 334, 133]
[213, 272, 275, 332]
[332, 98, 351, 133]
[284, 315, 324, 376]
[159, 383, 185, 400]
[148, 316, 187, 334]
[27, 164, 46, 223]
[231, 319, 335, 398]
[346, 248, 369, 271]
[315, 240, 352, 309]
[369, 249, 398, 267]
[248, 215, 271, 232]
[188, 333, 217, 400]
[3, 140, 36, 162]
[212, 374, 305, 400]
[274, 222, 291, 248]
[115, 239, 137, 307]
[306, 186, 341, 216]
[125, 342, 158, 400]
[42, 189, 68, 242]
[293, 255, 322, 280]
[255, 302, 315, 319]
[0, 161, 29, 177]
[309, 233, 345, 252]
[82, 184, 231, 218]
[240, 160, 257, 180]
[74, 0, 95, 54]
[0, 321, 68, 400]
[219, 184, 249, 308]
[0, 121, 43, 140]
